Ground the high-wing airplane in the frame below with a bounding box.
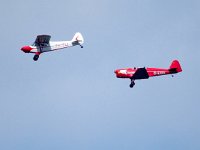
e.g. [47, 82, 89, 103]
[114, 60, 182, 88]
[21, 32, 84, 61]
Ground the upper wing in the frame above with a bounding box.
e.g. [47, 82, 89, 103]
[34, 35, 51, 46]
[132, 67, 149, 80]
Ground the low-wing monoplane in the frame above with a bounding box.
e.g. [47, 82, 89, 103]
[21, 32, 84, 61]
[114, 60, 182, 88]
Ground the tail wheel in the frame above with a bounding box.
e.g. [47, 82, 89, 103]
[33, 55, 39, 61]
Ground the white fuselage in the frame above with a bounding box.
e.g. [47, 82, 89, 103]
[30, 41, 74, 53]
[21, 32, 84, 61]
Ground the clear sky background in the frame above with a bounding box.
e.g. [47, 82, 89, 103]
[0, 0, 200, 149]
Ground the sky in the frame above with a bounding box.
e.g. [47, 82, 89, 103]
[0, 0, 200, 149]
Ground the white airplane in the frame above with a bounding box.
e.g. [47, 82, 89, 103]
[21, 32, 84, 61]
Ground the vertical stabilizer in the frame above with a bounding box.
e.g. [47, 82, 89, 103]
[72, 32, 84, 45]
[169, 60, 182, 73]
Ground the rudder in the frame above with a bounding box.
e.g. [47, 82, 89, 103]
[72, 32, 84, 45]
[169, 60, 182, 73]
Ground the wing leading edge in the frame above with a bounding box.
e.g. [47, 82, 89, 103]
[132, 68, 149, 80]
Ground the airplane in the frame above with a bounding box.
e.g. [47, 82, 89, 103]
[21, 32, 84, 61]
[114, 60, 182, 88]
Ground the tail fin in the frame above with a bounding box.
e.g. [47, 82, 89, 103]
[169, 60, 182, 73]
[71, 32, 84, 45]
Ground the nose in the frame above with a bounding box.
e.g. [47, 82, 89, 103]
[21, 46, 32, 53]
[114, 70, 119, 74]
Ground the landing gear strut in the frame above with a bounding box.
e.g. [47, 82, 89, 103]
[33, 55, 39, 61]
[33, 46, 42, 61]
[130, 79, 135, 88]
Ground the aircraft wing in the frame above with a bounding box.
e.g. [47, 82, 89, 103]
[132, 67, 149, 80]
[34, 35, 51, 46]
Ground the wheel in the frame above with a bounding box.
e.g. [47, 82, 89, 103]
[80, 45, 83, 48]
[129, 80, 135, 88]
[130, 84, 134, 88]
[33, 55, 39, 61]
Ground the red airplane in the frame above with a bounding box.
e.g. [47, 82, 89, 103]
[114, 60, 182, 88]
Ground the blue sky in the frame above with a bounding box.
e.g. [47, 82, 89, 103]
[0, 0, 200, 149]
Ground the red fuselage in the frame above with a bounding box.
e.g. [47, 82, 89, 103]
[115, 68, 171, 78]
[114, 60, 182, 88]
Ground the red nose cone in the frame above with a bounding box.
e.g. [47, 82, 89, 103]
[21, 46, 32, 53]
[114, 70, 119, 74]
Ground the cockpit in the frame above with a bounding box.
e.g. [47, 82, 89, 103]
[32, 43, 49, 47]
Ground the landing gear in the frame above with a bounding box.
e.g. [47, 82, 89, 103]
[80, 45, 83, 48]
[33, 46, 42, 61]
[130, 79, 135, 88]
[33, 55, 39, 61]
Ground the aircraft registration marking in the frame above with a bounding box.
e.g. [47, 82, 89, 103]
[154, 71, 165, 75]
